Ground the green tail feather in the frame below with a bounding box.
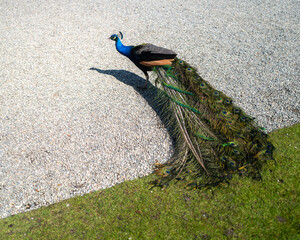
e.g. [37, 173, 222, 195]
[152, 58, 274, 188]
[195, 133, 216, 141]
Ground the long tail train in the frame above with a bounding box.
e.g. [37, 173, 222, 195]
[152, 58, 274, 188]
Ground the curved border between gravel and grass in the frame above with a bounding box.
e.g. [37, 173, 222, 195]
[0, 123, 299, 239]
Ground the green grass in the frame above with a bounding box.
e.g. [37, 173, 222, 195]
[1, 124, 299, 239]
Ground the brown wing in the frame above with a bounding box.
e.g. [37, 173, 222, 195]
[140, 59, 175, 67]
[131, 44, 177, 66]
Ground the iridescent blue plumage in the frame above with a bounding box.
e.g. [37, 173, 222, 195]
[110, 34, 133, 58]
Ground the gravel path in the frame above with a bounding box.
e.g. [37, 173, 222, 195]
[1, 0, 299, 218]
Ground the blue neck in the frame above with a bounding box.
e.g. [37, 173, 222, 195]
[115, 38, 133, 58]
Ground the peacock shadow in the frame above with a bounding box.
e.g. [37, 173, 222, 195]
[89, 67, 175, 143]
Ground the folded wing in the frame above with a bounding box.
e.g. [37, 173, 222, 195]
[131, 44, 177, 66]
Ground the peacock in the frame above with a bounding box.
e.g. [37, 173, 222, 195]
[109, 32, 274, 188]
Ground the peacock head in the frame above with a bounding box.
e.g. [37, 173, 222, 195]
[109, 31, 123, 42]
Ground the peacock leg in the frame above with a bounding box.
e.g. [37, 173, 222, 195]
[138, 72, 149, 89]
[143, 74, 149, 89]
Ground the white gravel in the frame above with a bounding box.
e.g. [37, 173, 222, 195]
[0, 0, 299, 218]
